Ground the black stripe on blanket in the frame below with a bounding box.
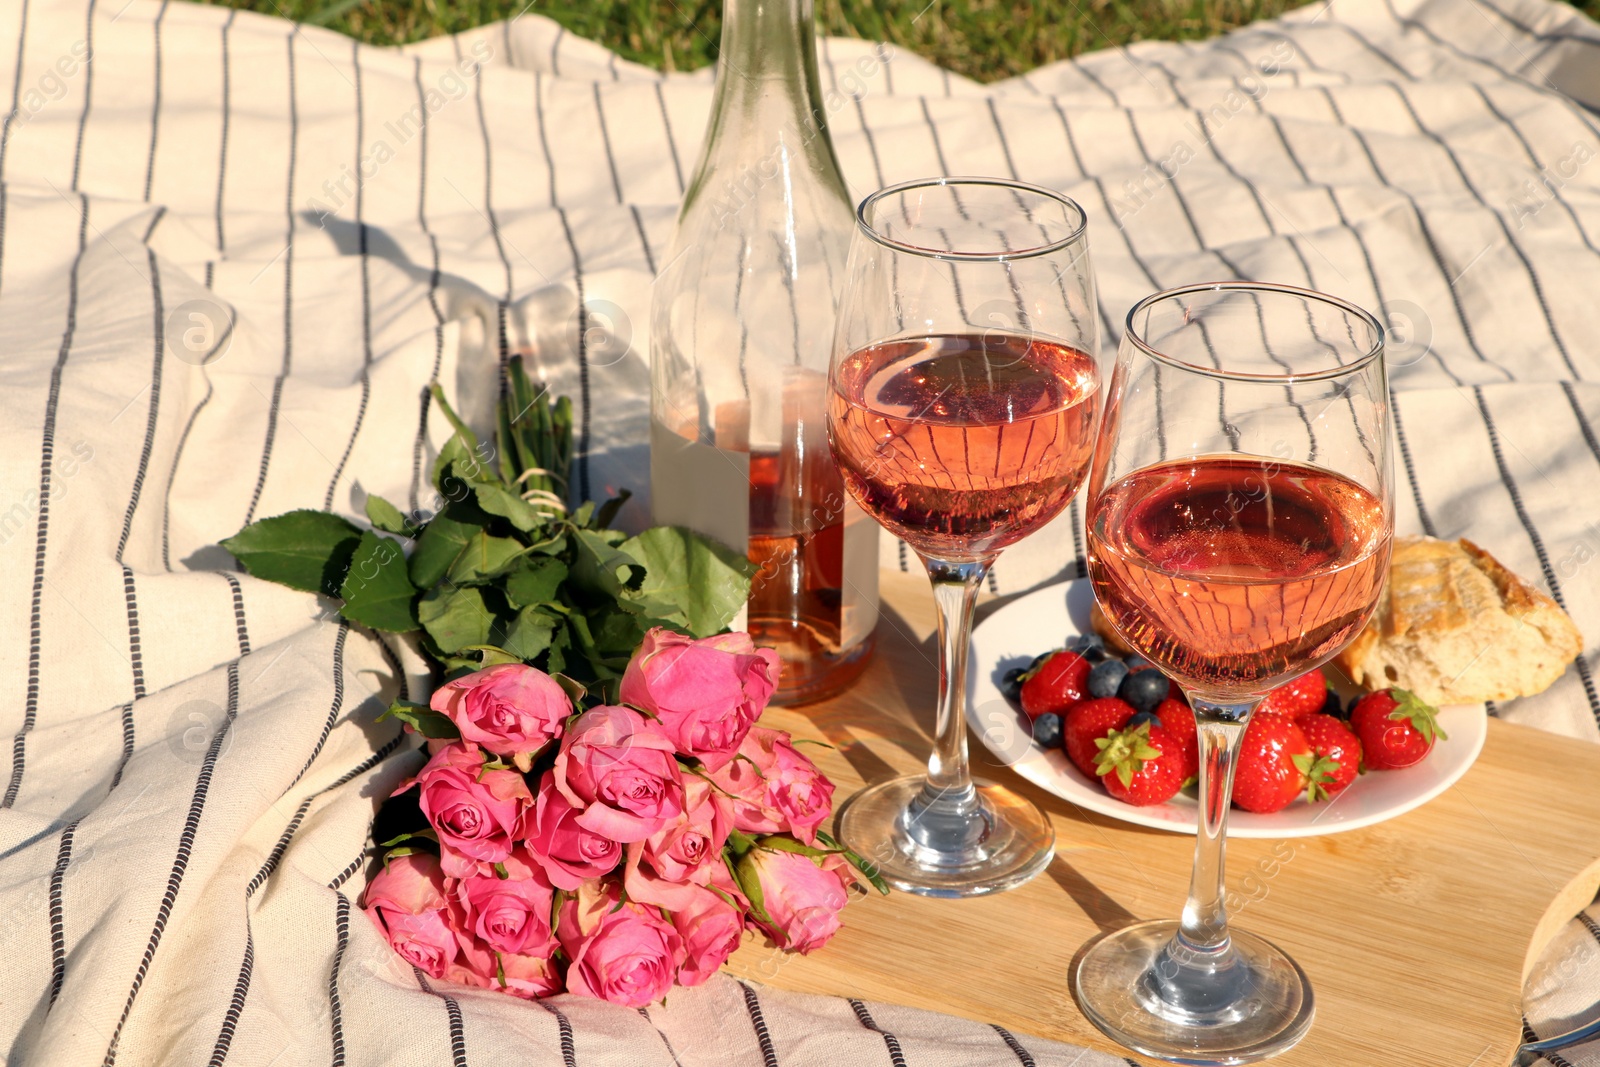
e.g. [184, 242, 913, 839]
[68, 0, 94, 192]
[989, 1023, 1036, 1066]
[539, 999, 578, 1067]
[7, 191, 91, 811]
[102, 660, 241, 1066]
[241, 29, 299, 527]
[848, 999, 907, 1067]
[740, 981, 779, 1067]
[142, 0, 165, 201]
[47, 819, 80, 1008]
[330, 893, 350, 1067]
[0, 0, 32, 180]
[324, 40, 375, 511]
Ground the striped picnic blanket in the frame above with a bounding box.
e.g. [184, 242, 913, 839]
[0, 0, 1599, 1062]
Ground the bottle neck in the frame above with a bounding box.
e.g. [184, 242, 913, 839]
[684, 0, 846, 212]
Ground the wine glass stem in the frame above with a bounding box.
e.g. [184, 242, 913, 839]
[1179, 704, 1253, 951]
[917, 556, 991, 809]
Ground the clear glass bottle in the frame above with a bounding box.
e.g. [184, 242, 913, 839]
[650, 0, 878, 704]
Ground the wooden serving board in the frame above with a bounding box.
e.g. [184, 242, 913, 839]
[727, 571, 1600, 1065]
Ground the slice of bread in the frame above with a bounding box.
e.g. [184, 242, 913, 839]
[1335, 536, 1582, 705]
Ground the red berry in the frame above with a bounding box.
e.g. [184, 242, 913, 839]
[1154, 698, 1198, 783]
[1295, 712, 1363, 801]
[1258, 668, 1328, 719]
[1063, 697, 1135, 777]
[1093, 722, 1184, 807]
[1232, 711, 1312, 814]
[1020, 651, 1091, 719]
[1350, 688, 1448, 770]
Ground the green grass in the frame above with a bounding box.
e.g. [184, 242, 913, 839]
[206, 0, 1600, 82]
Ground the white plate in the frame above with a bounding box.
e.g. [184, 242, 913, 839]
[965, 580, 1488, 838]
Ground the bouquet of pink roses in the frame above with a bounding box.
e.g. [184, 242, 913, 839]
[362, 627, 884, 1006]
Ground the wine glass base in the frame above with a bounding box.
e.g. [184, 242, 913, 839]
[1073, 920, 1313, 1065]
[836, 775, 1054, 898]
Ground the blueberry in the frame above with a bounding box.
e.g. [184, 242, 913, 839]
[1088, 658, 1130, 698]
[1028, 651, 1054, 673]
[1032, 712, 1063, 749]
[1000, 666, 1027, 705]
[1125, 710, 1161, 730]
[1321, 688, 1344, 719]
[1081, 645, 1113, 664]
[1119, 668, 1170, 714]
[1066, 633, 1103, 655]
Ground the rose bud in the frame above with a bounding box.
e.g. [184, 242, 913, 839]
[525, 777, 623, 890]
[553, 705, 684, 843]
[453, 849, 556, 958]
[558, 887, 685, 1008]
[619, 628, 779, 771]
[640, 777, 731, 885]
[671, 885, 745, 987]
[743, 849, 851, 955]
[399, 742, 532, 873]
[429, 663, 571, 770]
[361, 853, 461, 979]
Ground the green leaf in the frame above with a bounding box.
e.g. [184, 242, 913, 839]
[734, 852, 774, 927]
[502, 557, 569, 609]
[754, 835, 838, 859]
[473, 482, 547, 532]
[550, 673, 587, 704]
[221, 509, 362, 597]
[377, 699, 460, 739]
[418, 585, 495, 654]
[364, 494, 412, 537]
[502, 608, 558, 661]
[447, 530, 530, 585]
[816, 830, 891, 895]
[408, 510, 477, 588]
[620, 526, 755, 637]
[339, 531, 419, 631]
[570, 529, 645, 601]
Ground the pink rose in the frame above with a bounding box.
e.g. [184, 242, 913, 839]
[705, 727, 834, 843]
[553, 706, 684, 843]
[525, 777, 623, 890]
[752, 729, 834, 846]
[443, 931, 563, 999]
[745, 849, 851, 955]
[362, 853, 460, 979]
[402, 742, 532, 872]
[453, 849, 556, 957]
[430, 663, 571, 768]
[558, 888, 684, 1008]
[619, 628, 779, 771]
[640, 777, 731, 885]
[672, 885, 744, 987]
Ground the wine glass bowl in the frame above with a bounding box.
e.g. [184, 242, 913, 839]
[1074, 282, 1393, 1063]
[827, 177, 1101, 897]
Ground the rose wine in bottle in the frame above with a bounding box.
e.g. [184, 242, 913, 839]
[1088, 454, 1390, 697]
[649, 0, 878, 704]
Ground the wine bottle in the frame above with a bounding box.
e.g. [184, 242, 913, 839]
[650, 0, 878, 705]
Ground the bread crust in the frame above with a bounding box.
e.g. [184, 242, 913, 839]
[1335, 536, 1582, 705]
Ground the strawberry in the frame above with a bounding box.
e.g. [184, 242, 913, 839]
[1093, 722, 1184, 807]
[1232, 711, 1312, 814]
[1063, 697, 1135, 777]
[1295, 712, 1363, 801]
[1350, 688, 1448, 769]
[1258, 667, 1328, 719]
[1153, 698, 1198, 783]
[1020, 650, 1092, 719]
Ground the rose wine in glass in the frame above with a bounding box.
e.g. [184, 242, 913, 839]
[828, 178, 1102, 897]
[1074, 282, 1394, 1062]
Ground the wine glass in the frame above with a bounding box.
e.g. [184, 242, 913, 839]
[827, 177, 1101, 896]
[1074, 282, 1393, 1061]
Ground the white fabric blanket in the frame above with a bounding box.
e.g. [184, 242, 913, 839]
[2, 0, 1600, 1062]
